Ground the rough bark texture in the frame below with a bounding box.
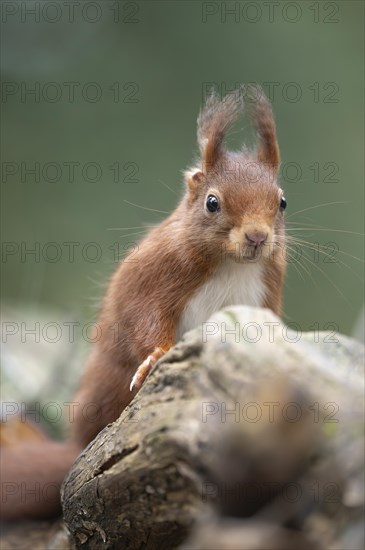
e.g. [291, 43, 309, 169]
[3, 306, 362, 549]
[60, 306, 364, 550]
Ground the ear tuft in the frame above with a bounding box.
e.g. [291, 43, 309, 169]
[247, 85, 280, 174]
[197, 90, 243, 169]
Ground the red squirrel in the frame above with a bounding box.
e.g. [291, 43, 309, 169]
[0, 86, 286, 519]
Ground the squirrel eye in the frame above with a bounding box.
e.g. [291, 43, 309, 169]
[206, 195, 220, 212]
[280, 196, 287, 211]
[206, 194, 220, 213]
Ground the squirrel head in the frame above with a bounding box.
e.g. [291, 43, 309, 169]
[184, 87, 286, 263]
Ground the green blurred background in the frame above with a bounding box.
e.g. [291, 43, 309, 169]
[2, 0, 364, 340]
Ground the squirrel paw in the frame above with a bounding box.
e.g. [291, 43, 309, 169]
[130, 354, 155, 392]
[129, 347, 166, 392]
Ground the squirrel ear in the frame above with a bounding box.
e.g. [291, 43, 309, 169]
[197, 91, 243, 170]
[248, 86, 280, 174]
[184, 169, 205, 198]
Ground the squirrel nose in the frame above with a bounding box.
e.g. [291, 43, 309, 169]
[245, 231, 268, 247]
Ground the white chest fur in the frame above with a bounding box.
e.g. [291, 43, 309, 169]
[176, 260, 267, 341]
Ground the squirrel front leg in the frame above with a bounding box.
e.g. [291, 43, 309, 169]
[129, 319, 176, 391]
[263, 260, 286, 316]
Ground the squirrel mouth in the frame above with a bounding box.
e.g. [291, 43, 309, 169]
[241, 247, 261, 261]
[225, 244, 265, 262]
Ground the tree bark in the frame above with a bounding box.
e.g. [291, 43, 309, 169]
[59, 306, 364, 549]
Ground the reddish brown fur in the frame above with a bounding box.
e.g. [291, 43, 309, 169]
[0, 87, 286, 519]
